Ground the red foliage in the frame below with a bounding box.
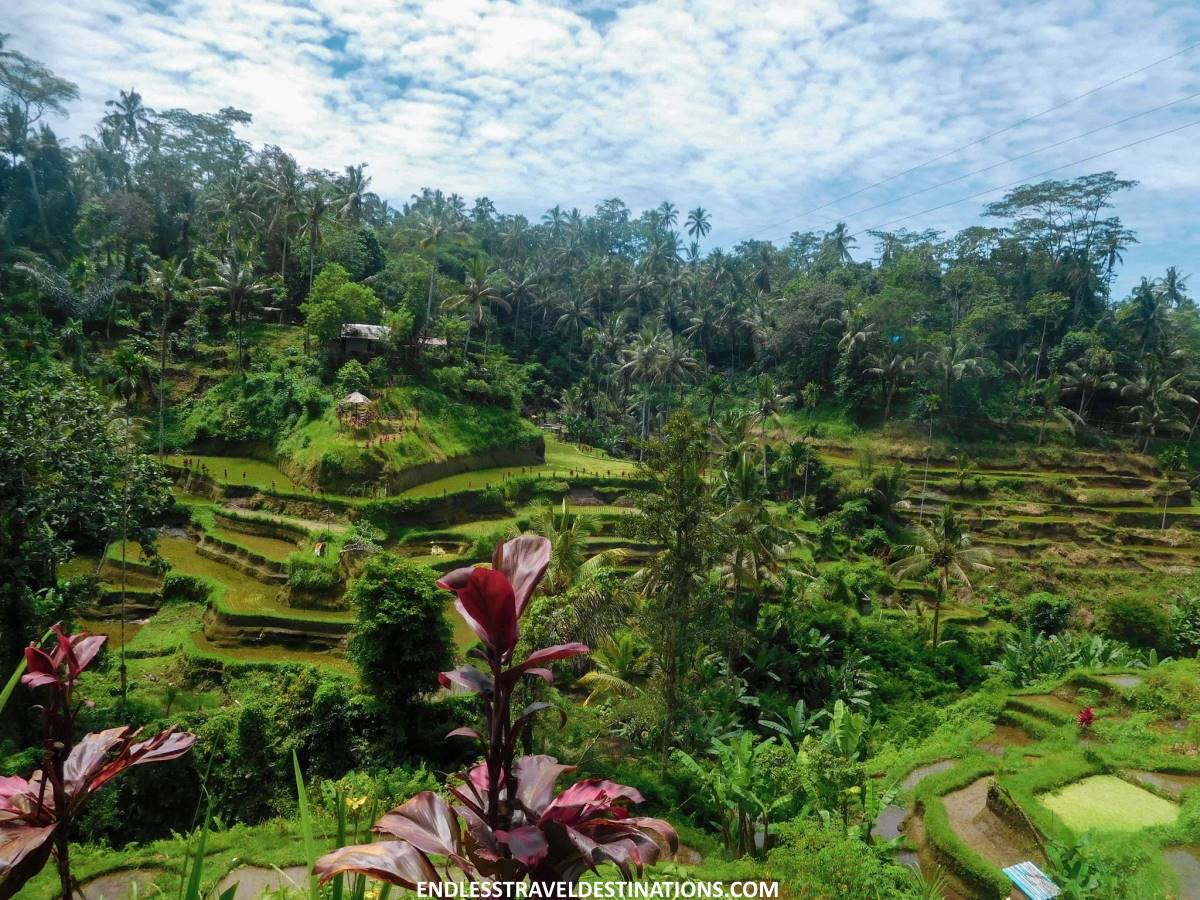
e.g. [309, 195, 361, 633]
[315, 536, 676, 889]
[1077, 706, 1095, 729]
[0, 625, 196, 899]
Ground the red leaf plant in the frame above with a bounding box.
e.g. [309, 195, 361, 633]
[0, 625, 196, 900]
[315, 535, 677, 889]
[1077, 706, 1095, 729]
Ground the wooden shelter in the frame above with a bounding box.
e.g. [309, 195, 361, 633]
[337, 391, 377, 428]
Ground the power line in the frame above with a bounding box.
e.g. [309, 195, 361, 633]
[845, 117, 1200, 240]
[739, 38, 1200, 241]
[802, 90, 1200, 234]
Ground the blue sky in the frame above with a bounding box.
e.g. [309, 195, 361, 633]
[6, 0, 1200, 297]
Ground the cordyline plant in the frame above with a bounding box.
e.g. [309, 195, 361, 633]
[315, 535, 677, 888]
[0, 625, 196, 900]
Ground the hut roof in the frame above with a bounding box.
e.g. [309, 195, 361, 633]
[341, 323, 391, 341]
[340, 391, 372, 405]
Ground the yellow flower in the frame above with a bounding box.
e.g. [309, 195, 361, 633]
[347, 796, 368, 812]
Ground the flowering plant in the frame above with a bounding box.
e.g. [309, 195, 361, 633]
[0, 625, 196, 899]
[1076, 706, 1095, 729]
[315, 535, 676, 888]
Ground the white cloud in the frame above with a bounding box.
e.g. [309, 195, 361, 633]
[3, 0, 1199, 292]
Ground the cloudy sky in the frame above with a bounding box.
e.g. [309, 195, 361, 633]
[6, 0, 1200, 295]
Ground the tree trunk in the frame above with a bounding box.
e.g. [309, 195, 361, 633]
[1034, 316, 1049, 382]
[26, 160, 52, 247]
[158, 292, 168, 459]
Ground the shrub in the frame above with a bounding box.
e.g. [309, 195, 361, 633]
[1170, 591, 1200, 657]
[333, 358, 370, 396]
[766, 818, 914, 898]
[346, 554, 453, 709]
[287, 552, 340, 592]
[1103, 595, 1172, 652]
[1017, 591, 1073, 635]
[162, 572, 212, 603]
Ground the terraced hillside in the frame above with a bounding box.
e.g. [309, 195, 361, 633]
[817, 439, 1198, 607]
[872, 665, 1200, 898]
[70, 431, 1193, 698]
[72, 434, 643, 687]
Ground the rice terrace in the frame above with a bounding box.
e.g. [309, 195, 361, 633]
[2, 2, 1200, 898]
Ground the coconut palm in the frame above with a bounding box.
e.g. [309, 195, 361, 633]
[263, 158, 304, 282]
[890, 505, 992, 649]
[1036, 374, 1084, 446]
[442, 258, 509, 352]
[338, 163, 371, 227]
[865, 350, 913, 421]
[206, 249, 272, 372]
[577, 632, 651, 705]
[1061, 353, 1118, 421]
[618, 326, 669, 451]
[750, 374, 791, 480]
[533, 499, 627, 594]
[144, 258, 189, 458]
[686, 207, 711, 245]
[302, 181, 331, 291]
[922, 337, 983, 416]
[820, 222, 856, 266]
[413, 209, 470, 330]
[102, 88, 149, 149]
[1121, 374, 1196, 452]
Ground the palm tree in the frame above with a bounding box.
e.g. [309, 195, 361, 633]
[206, 249, 272, 372]
[865, 350, 912, 421]
[922, 337, 982, 417]
[264, 158, 304, 283]
[144, 259, 189, 458]
[302, 182, 331, 291]
[820, 222, 856, 267]
[1061, 353, 1117, 421]
[108, 346, 152, 707]
[618, 327, 668, 453]
[750, 374, 791, 480]
[701, 373, 724, 423]
[442, 258, 509, 353]
[578, 632, 651, 705]
[1156, 266, 1191, 308]
[891, 505, 992, 650]
[1124, 278, 1170, 359]
[102, 88, 149, 149]
[59, 318, 85, 372]
[554, 292, 591, 343]
[533, 499, 627, 594]
[413, 210, 469, 332]
[865, 461, 910, 523]
[207, 170, 262, 246]
[1122, 374, 1195, 452]
[686, 207, 711, 247]
[338, 163, 371, 227]
[1036, 374, 1084, 446]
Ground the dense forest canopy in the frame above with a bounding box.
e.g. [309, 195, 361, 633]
[3, 29, 1200, 900]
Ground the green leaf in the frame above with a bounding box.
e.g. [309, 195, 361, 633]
[293, 749, 319, 900]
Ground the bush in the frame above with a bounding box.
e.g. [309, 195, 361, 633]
[334, 358, 370, 396]
[286, 553, 340, 592]
[347, 554, 453, 709]
[766, 818, 915, 898]
[162, 572, 212, 604]
[1017, 591, 1073, 635]
[1103, 596, 1172, 652]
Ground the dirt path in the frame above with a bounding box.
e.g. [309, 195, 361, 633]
[82, 869, 164, 898]
[942, 777, 1040, 871]
[217, 865, 309, 899]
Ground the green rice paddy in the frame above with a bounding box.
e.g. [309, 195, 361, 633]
[1039, 775, 1180, 833]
